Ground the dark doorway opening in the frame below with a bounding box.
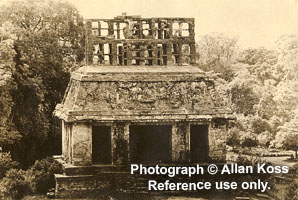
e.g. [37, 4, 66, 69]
[190, 125, 209, 162]
[92, 126, 111, 164]
[130, 125, 172, 163]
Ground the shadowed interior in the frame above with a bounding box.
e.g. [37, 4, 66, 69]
[190, 125, 209, 162]
[129, 125, 172, 163]
[92, 126, 111, 164]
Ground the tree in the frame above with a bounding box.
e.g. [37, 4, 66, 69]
[0, 169, 30, 199]
[0, 150, 18, 179]
[273, 117, 298, 158]
[0, 0, 85, 167]
[0, 23, 21, 148]
[238, 47, 278, 84]
[284, 133, 298, 158]
[240, 131, 258, 149]
[227, 65, 261, 115]
[258, 35, 298, 127]
[196, 33, 239, 81]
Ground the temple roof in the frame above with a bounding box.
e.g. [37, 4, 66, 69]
[77, 65, 204, 74]
[55, 65, 234, 122]
[72, 65, 208, 81]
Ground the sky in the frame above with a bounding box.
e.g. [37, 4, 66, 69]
[70, 0, 298, 49]
[1, 0, 298, 49]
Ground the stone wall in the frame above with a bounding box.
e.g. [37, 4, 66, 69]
[208, 120, 227, 162]
[62, 120, 228, 166]
[61, 79, 226, 116]
[172, 122, 189, 162]
[62, 121, 73, 163]
[55, 174, 102, 198]
[54, 66, 234, 124]
[71, 123, 92, 165]
[111, 122, 129, 165]
[86, 16, 196, 66]
[55, 164, 229, 198]
[55, 172, 143, 198]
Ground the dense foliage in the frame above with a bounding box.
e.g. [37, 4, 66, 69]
[0, 150, 18, 179]
[197, 33, 298, 155]
[0, 157, 62, 199]
[0, 0, 297, 197]
[26, 157, 63, 194]
[0, 168, 30, 199]
[0, 0, 85, 167]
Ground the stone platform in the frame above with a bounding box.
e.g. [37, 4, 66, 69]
[54, 156, 229, 198]
[53, 65, 234, 198]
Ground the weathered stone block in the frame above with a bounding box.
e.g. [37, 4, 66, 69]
[208, 122, 227, 162]
[62, 121, 72, 162]
[72, 123, 92, 166]
[172, 122, 189, 162]
[112, 122, 129, 165]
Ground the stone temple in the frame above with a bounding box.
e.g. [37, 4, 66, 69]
[53, 14, 234, 198]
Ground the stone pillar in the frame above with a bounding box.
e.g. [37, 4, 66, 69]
[126, 44, 132, 65]
[208, 121, 227, 162]
[71, 123, 92, 166]
[150, 20, 157, 39]
[85, 21, 93, 65]
[178, 22, 183, 36]
[177, 43, 182, 65]
[172, 121, 190, 163]
[111, 122, 129, 165]
[158, 22, 162, 39]
[167, 43, 173, 65]
[188, 19, 195, 38]
[138, 21, 143, 38]
[167, 20, 173, 39]
[139, 45, 145, 66]
[62, 120, 67, 159]
[152, 44, 158, 65]
[108, 22, 114, 36]
[62, 121, 72, 162]
[116, 23, 120, 39]
[190, 43, 196, 65]
[111, 42, 117, 65]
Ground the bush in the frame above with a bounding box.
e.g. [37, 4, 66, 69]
[289, 163, 298, 175]
[233, 155, 273, 193]
[25, 157, 63, 194]
[0, 169, 31, 199]
[251, 117, 272, 134]
[240, 132, 258, 148]
[0, 150, 18, 179]
[236, 154, 267, 166]
[226, 127, 241, 146]
[257, 131, 274, 147]
[284, 181, 298, 200]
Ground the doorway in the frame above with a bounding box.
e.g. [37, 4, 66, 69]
[190, 125, 209, 162]
[92, 126, 111, 164]
[129, 125, 172, 163]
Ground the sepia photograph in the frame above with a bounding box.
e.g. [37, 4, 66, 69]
[0, 0, 297, 199]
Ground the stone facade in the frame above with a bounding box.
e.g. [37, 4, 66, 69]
[85, 15, 196, 66]
[111, 122, 129, 165]
[53, 65, 234, 196]
[209, 121, 228, 162]
[171, 122, 189, 162]
[53, 15, 234, 197]
[55, 65, 233, 166]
